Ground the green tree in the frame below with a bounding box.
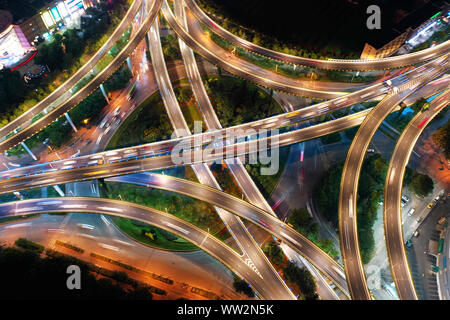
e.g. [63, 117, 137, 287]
[410, 173, 434, 197]
[178, 86, 192, 103]
[433, 119, 450, 160]
[282, 261, 318, 300]
[232, 275, 255, 298]
[263, 241, 284, 265]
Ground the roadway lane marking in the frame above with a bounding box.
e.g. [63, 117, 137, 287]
[59, 204, 88, 209]
[280, 231, 301, 247]
[348, 195, 353, 219]
[200, 234, 208, 246]
[37, 200, 63, 205]
[98, 206, 123, 213]
[100, 215, 110, 225]
[332, 265, 346, 280]
[112, 165, 140, 172]
[165, 222, 189, 235]
[344, 223, 351, 251]
[15, 206, 43, 213]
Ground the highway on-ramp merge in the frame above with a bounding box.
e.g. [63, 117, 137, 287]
[338, 54, 448, 300]
[384, 88, 449, 300]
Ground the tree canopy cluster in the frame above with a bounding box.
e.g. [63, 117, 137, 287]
[0, 69, 28, 112]
[410, 172, 434, 197]
[315, 153, 436, 263]
[282, 262, 318, 300]
[315, 154, 388, 263]
[433, 119, 450, 160]
[161, 34, 182, 62]
[287, 208, 339, 258]
[204, 76, 282, 127]
[232, 275, 255, 298]
[263, 241, 284, 266]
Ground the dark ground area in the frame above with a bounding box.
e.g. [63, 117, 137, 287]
[0, 0, 53, 22]
[200, 0, 446, 54]
[407, 198, 449, 300]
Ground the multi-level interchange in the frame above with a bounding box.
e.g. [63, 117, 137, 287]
[0, 0, 449, 300]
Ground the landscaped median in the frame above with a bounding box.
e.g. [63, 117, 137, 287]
[101, 181, 230, 251]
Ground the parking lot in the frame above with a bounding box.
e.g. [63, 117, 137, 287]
[407, 195, 449, 300]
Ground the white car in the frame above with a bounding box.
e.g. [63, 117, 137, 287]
[407, 208, 415, 216]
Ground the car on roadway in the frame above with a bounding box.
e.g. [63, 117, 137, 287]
[99, 118, 108, 128]
[407, 208, 415, 216]
[113, 107, 120, 116]
[427, 201, 434, 209]
[421, 102, 430, 111]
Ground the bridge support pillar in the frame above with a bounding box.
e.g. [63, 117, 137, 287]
[21, 142, 37, 161]
[100, 83, 110, 103]
[64, 113, 78, 133]
[126, 57, 133, 74]
[53, 185, 65, 197]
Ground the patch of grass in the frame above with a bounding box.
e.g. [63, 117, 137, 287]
[103, 182, 231, 249]
[110, 216, 198, 251]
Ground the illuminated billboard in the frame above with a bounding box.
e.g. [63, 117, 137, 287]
[57, 2, 70, 18]
[50, 7, 62, 22]
[41, 11, 55, 29]
[0, 25, 34, 69]
[64, 0, 84, 14]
